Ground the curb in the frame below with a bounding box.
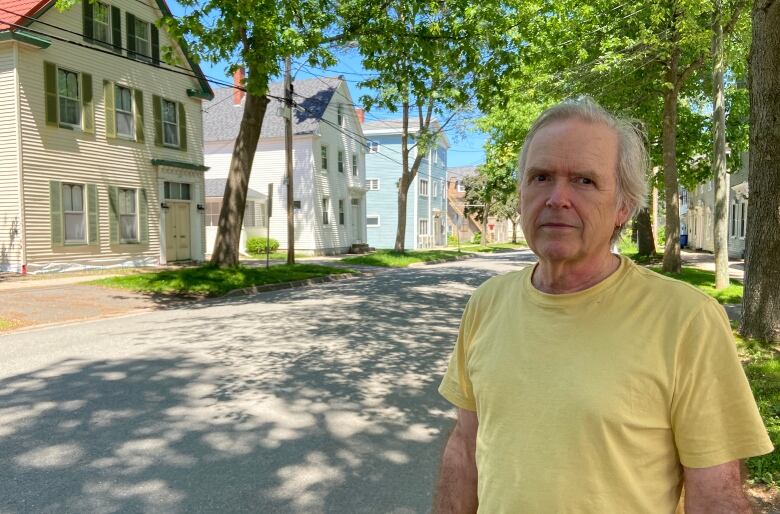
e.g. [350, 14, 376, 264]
[406, 252, 478, 268]
[221, 272, 361, 297]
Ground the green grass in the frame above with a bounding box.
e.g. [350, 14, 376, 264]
[618, 237, 663, 264]
[0, 318, 18, 331]
[450, 241, 528, 253]
[735, 331, 780, 485]
[247, 251, 310, 261]
[340, 249, 465, 268]
[650, 266, 743, 304]
[90, 264, 355, 297]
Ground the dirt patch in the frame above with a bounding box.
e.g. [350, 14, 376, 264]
[748, 485, 780, 513]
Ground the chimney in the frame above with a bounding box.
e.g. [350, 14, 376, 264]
[233, 67, 245, 105]
[355, 107, 365, 124]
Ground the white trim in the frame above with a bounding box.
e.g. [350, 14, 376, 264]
[161, 98, 180, 148]
[56, 66, 82, 129]
[14, 43, 27, 269]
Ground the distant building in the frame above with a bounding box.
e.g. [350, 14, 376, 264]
[446, 166, 515, 244]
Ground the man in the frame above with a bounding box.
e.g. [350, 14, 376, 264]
[434, 100, 773, 513]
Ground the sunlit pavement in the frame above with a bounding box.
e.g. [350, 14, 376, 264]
[0, 250, 536, 514]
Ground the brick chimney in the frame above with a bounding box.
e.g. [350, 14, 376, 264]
[233, 67, 245, 105]
[355, 107, 365, 124]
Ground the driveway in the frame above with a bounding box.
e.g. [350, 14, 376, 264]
[0, 250, 536, 514]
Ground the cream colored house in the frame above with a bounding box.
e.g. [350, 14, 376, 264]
[0, 0, 212, 273]
[203, 76, 368, 255]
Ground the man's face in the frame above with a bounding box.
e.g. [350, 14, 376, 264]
[519, 118, 629, 266]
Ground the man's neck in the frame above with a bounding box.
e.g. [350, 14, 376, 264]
[532, 253, 621, 294]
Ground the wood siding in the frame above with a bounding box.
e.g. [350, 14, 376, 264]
[0, 43, 22, 271]
[15, 0, 206, 271]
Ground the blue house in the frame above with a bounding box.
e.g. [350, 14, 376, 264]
[361, 119, 449, 249]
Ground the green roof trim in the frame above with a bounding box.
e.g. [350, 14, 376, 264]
[187, 88, 212, 99]
[0, 30, 51, 48]
[151, 159, 210, 171]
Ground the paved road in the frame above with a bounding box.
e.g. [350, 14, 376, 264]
[0, 251, 537, 514]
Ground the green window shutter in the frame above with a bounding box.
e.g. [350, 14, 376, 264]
[151, 24, 160, 65]
[82, 0, 94, 42]
[126, 12, 136, 57]
[82, 72, 94, 133]
[50, 181, 63, 246]
[134, 89, 145, 143]
[44, 61, 58, 127]
[139, 188, 149, 244]
[111, 6, 121, 54]
[87, 183, 99, 244]
[103, 80, 116, 138]
[152, 94, 162, 146]
[178, 102, 187, 151]
[108, 186, 119, 244]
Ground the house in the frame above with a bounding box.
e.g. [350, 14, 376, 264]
[446, 165, 515, 244]
[0, 0, 213, 273]
[361, 119, 448, 249]
[204, 178, 267, 255]
[685, 152, 750, 259]
[203, 74, 367, 255]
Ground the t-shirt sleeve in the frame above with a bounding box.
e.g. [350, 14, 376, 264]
[671, 299, 774, 468]
[439, 296, 478, 411]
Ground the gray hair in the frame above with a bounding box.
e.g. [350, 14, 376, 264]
[518, 99, 649, 230]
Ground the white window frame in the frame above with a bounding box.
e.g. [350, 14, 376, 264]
[366, 215, 380, 227]
[366, 178, 379, 191]
[93, 1, 111, 45]
[337, 105, 344, 127]
[205, 199, 220, 227]
[740, 202, 747, 239]
[134, 18, 151, 60]
[162, 98, 180, 147]
[368, 141, 379, 153]
[115, 84, 135, 139]
[456, 180, 466, 193]
[57, 67, 81, 128]
[352, 154, 358, 176]
[338, 199, 345, 225]
[337, 150, 344, 173]
[420, 178, 429, 197]
[320, 145, 328, 173]
[118, 187, 139, 243]
[419, 218, 429, 235]
[62, 182, 87, 244]
[164, 181, 190, 200]
[322, 197, 330, 225]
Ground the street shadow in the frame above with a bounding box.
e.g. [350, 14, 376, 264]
[0, 253, 533, 513]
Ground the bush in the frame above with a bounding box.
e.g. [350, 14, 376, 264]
[447, 234, 459, 246]
[657, 226, 666, 246]
[471, 232, 481, 244]
[247, 237, 279, 254]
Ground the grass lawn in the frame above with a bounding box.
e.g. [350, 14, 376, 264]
[0, 318, 20, 331]
[341, 249, 464, 268]
[735, 330, 780, 485]
[452, 242, 528, 253]
[650, 266, 743, 304]
[247, 252, 310, 261]
[90, 264, 355, 297]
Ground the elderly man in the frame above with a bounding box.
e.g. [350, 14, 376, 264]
[434, 100, 772, 513]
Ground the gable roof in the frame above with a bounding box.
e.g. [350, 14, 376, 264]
[203, 76, 343, 142]
[0, 0, 213, 99]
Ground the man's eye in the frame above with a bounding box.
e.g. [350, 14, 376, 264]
[575, 177, 594, 185]
[532, 174, 548, 182]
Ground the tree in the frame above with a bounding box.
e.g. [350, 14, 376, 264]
[712, 0, 730, 290]
[493, 192, 522, 244]
[158, 0, 341, 267]
[741, 0, 780, 342]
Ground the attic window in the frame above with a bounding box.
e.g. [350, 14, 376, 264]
[337, 105, 344, 126]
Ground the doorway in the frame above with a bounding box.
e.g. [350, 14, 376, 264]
[165, 202, 191, 261]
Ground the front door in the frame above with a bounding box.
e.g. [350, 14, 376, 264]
[351, 198, 361, 243]
[165, 202, 191, 262]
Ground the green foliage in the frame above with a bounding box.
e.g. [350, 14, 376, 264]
[471, 232, 481, 245]
[447, 234, 459, 247]
[649, 266, 743, 304]
[91, 264, 354, 297]
[246, 237, 279, 254]
[657, 226, 666, 246]
[464, 143, 518, 223]
[341, 250, 463, 268]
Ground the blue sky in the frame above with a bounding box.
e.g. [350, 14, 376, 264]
[166, 2, 487, 168]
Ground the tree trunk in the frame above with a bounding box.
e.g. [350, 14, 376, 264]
[713, 0, 730, 290]
[210, 92, 270, 267]
[661, 64, 682, 272]
[511, 218, 517, 243]
[481, 204, 489, 247]
[651, 183, 659, 247]
[636, 208, 656, 256]
[741, 0, 780, 342]
[394, 102, 411, 252]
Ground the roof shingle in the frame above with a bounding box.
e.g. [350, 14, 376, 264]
[0, 0, 51, 31]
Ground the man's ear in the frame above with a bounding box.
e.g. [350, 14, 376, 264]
[616, 201, 631, 227]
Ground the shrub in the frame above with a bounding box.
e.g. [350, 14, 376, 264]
[657, 226, 666, 246]
[471, 232, 481, 244]
[247, 237, 279, 254]
[447, 234, 459, 246]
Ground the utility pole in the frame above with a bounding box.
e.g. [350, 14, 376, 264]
[284, 57, 295, 265]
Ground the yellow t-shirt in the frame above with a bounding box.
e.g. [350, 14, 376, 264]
[439, 256, 773, 514]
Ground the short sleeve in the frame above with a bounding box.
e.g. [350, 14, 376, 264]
[671, 299, 774, 468]
[438, 297, 478, 411]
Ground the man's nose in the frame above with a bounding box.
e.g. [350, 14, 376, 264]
[545, 180, 572, 208]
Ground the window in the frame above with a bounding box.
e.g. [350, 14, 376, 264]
[244, 201, 256, 227]
[432, 181, 439, 198]
[352, 154, 358, 176]
[322, 198, 329, 225]
[368, 141, 379, 153]
[119, 188, 138, 242]
[164, 181, 191, 200]
[680, 189, 688, 207]
[456, 180, 466, 193]
[58, 68, 81, 127]
[366, 215, 380, 227]
[420, 179, 429, 196]
[320, 145, 328, 172]
[93, 2, 111, 44]
[338, 150, 344, 173]
[740, 202, 747, 238]
[730, 204, 737, 237]
[339, 199, 345, 225]
[337, 105, 344, 126]
[205, 200, 220, 226]
[419, 218, 429, 235]
[432, 148, 438, 164]
[115, 85, 134, 138]
[162, 99, 179, 147]
[63, 183, 86, 243]
[293, 200, 301, 209]
[366, 178, 379, 191]
[133, 18, 151, 59]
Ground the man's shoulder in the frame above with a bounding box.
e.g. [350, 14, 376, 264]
[622, 259, 718, 309]
[469, 266, 531, 306]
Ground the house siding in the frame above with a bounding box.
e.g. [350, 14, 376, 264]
[727, 152, 750, 259]
[14, 0, 206, 271]
[0, 43, 22, 271]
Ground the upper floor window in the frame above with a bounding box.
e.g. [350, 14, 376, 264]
[162, 99, 179, 147]
[352, 154, 358, 176]
[419, 178, 429, 197]
[337, 150, 344, 173]
[320, 145, 328, 172]
[115, 85, 134, 138]
[58, 68, 81, 127]
[93, 2, 111, 44]
[367, 141, 379, 153]
[337, 105, 344, 127]
[322, 197, 329, 225]
[134, 18, 150, 57]
[456, 180, 466, 193]
[63, 183, 86, 243]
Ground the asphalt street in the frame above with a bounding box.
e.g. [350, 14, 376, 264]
[0, 250, 537, 514]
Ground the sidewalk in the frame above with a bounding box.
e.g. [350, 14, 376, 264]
[681, 249, 745, 282]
